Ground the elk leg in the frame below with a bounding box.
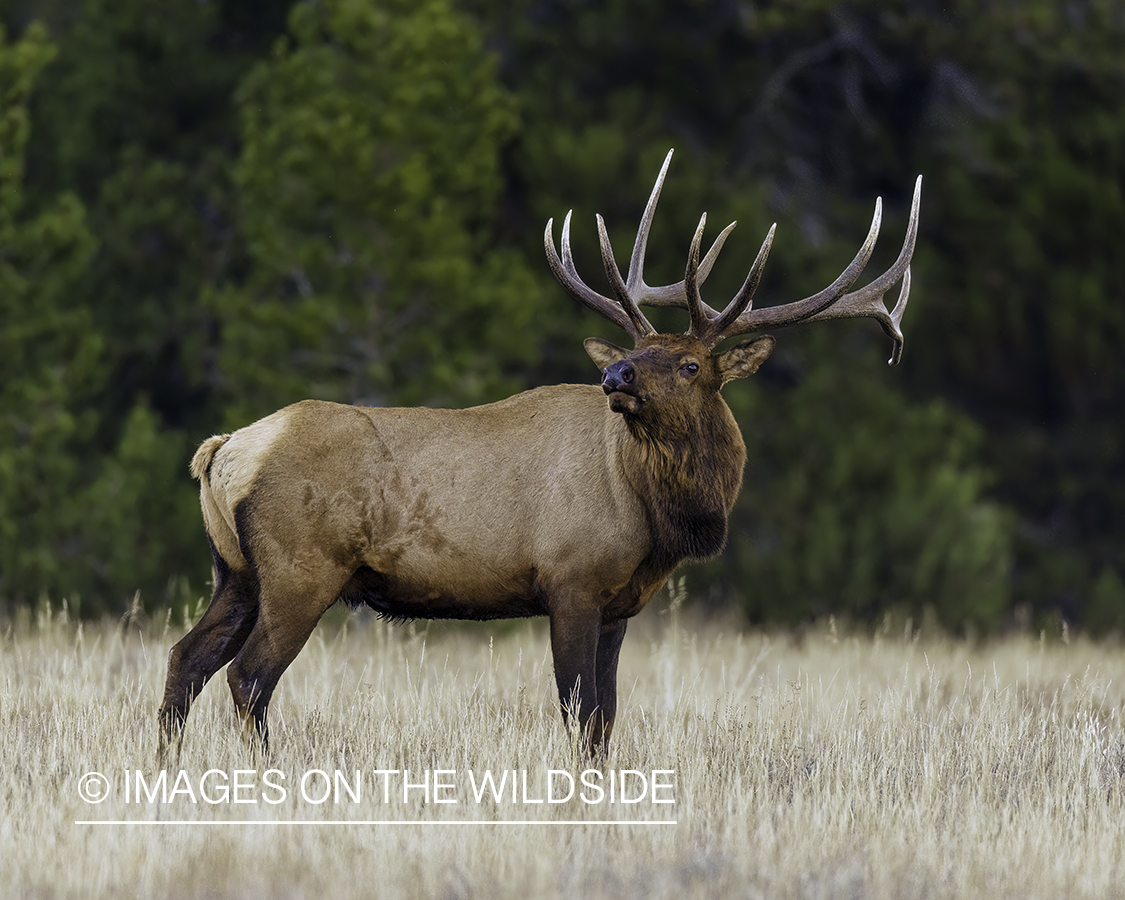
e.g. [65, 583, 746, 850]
[592, 619, 628, 753]
[224, 576, 343, 753]
[158, 562, 259, 764]
[549, 606, 602, 753]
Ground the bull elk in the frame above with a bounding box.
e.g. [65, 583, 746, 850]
[158, 151, 921, 759]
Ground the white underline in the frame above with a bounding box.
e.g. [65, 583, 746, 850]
[76, 819, 676, 826]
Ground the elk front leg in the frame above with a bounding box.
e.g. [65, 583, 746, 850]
[593, 619, 627, 752]
[549, 604, 606, 755]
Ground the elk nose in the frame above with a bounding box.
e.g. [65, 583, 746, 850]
[602, 361, 635, 394]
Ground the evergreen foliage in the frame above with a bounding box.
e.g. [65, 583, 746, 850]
[0, 0, 1120, 629]
[215, 0, 538, 423]
[720, 372, 1011, 630]
[1, 21, 99, 604]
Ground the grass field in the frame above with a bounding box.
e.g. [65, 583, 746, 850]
[3, 596, 1125, 899]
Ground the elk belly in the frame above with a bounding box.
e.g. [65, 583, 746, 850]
[336, 564, 544, 622]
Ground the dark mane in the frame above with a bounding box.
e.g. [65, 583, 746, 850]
[622, 392, 746, 566]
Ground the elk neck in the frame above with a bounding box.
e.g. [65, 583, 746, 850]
[616, 391, 746, 565]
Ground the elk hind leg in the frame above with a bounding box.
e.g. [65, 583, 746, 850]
[225, 572, 347, 754]
[158, 556, 259, 764]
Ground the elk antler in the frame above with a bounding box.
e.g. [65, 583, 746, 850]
[678, 174, 922, 364]
[544, 150, 736, 343]
[545, 150, 922, 364]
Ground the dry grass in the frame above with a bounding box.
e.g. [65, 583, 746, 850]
[3, 598, 1125, 899]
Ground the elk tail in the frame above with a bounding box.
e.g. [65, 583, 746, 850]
[190, 434, 231, 481]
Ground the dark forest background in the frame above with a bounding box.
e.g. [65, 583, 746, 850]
[1, 0, 1122, 631]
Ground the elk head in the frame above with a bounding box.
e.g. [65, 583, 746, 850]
[544, 150, 922, 423]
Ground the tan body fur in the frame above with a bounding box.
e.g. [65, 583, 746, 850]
[159, 353, 754, 759]
[205, 388, 669, 622]
[158, 150, 917, 759]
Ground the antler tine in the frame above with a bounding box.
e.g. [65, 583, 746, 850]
[801, 266, 912, 364]
[544, 211, 647, 340]
[623, 148, 735, 312]
[625, 149, 673, 295]
[719, 195, 883, 340]
[684, 214, 710, 338]
[635, 222, 737, 313]
[543, 149, 728, 342]
[797, 175, 923, 365]
[596, 214, 656, 338]
[698, 222, 776, 346]
[641, 194, 881, 348]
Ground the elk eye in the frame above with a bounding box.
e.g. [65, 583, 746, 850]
[681, 362, 699, 377]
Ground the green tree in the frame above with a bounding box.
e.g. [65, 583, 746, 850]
[1, 0, 541, 612]
[20, 0, 292, 433]
[714, 370, 1011, 630]
[0, 21, 99, 603]
[7, 0, 1118, 631]
[0, 20, 202, 612]
[920, 0, 1125, 621]
[213, 0, 539, 424]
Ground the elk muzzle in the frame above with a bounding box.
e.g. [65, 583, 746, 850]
[601, 360, 634, 394]
[601, 361, 643, 415]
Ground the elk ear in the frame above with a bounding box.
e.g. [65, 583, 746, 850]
[584, 337, 630, 370]
[715, 336, 775, 384]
